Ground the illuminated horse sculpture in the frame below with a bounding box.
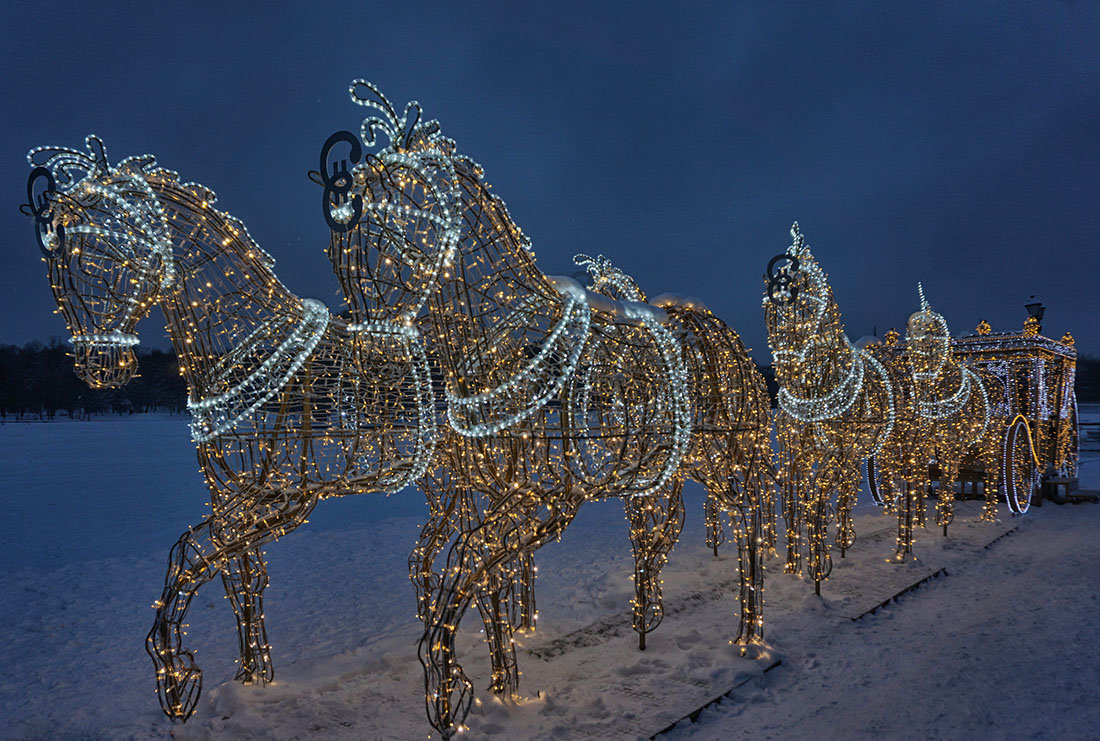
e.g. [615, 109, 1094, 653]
[575, 253, 773, 644]
[763, 223, 895, 592]
[317, 81, 701, 737]
[903, 285, 1002, 532]
[24, 137, 437, 721]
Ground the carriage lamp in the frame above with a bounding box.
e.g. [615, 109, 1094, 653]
[1025, 296, 1045, 333]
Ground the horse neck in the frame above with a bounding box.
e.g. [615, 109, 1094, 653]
[914, 355, 961, 400]
[771, 295, 852, 399]
[426, 169, 561, 390]
[151, 180, 305, 394]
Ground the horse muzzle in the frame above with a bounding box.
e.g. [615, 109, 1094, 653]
[70, 333, 139, 389]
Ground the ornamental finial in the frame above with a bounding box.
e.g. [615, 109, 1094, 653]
[789, 221, 805, 254]
[918, 282, 929, 312]
[1023, 315, 1040, 337]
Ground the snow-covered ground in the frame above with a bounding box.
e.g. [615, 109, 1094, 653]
[1, 411, 1097, 739]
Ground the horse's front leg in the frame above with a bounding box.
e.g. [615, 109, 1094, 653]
[474, 559, 521, 697]
[835, 464, 859, 557]
[146, 484, 320, 722]
[779, 434, 803, 574]
[410, 489, 462, 624]
[893, 479, 917, 561]
[219, 546, 273, 684]
[625, 479, 686, 650]
[420, 499, 578, 738]
[515, 551, 537, 632]
[980, 440, 1000, 522]
[704, 492, 725, 557]
[935, 461, 959, 534]
[726, 474, 765, 645]
[146, 524, 216, 721]
[420, 525, 493, 739]
[803, 471, 832, 594]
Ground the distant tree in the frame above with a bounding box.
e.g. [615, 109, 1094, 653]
[0, 341, 186, 419]
[1077, 354, 1100, 403]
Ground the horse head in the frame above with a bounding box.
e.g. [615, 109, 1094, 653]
[763, 222, 840, 383]
[314, 80, 460, 328]
[24, 135, 175, 388]
[906, 282, 952, 382]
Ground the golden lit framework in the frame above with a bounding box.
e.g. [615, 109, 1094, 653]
[318, 80, 713, 738]
[25, 137, 436, 722]
[864, 294, 1000, 561]
[576, 253, 774, 647]
[902, 285, 1003, 536]
[763, 223, 895, 593]
[952, 320, 1078, 512]
[862, 331, 932, 560]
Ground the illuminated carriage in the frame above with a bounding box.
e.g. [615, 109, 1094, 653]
[868, 316, 1078, 517]
[951, 321, 1078, 509]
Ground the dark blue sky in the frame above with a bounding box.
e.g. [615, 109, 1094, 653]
[3, 1, 1098, 362]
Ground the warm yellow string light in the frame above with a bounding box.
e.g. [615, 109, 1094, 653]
[28, 136, 436, 722]
[764, 223, 895, 592]
[318, 81, 772, 738]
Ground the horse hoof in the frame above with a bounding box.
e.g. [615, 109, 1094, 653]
[157, 657, 204, 721]
[234, 663, 270, 685]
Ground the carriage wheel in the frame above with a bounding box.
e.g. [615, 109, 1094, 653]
[1002, 415, 1039, 515]
[866, 456, 888, 507]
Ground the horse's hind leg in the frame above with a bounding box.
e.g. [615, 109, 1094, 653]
[220, 546, 273, 684]
[625, 479, 686, 650]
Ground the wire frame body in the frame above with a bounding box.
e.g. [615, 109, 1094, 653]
[26, 139, 435, 721]
[320, 82, 697, 737]
[578, 253, 774, 645]
[763, 224, 895, 592]
[864, 339, 935, 558]
[905, 300, 1004, 527]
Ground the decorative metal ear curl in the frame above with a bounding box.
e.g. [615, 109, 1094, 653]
[766, 251, 800, 305]
[319, 130, 364, 233]
[23, 166, 65, 257]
